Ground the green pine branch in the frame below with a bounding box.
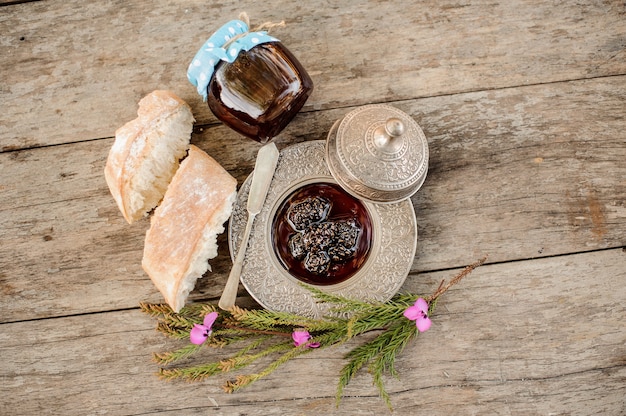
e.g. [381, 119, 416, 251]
[223, 339, 315, 393]
[158, 361, 223, 382]
[229, 305, 343, 332]
[143, 257, 485, 411]
[153, 343, 202, 365]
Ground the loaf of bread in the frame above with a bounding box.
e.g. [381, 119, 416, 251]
[105, 90, 194, 224]
[142, 145, 237, 312]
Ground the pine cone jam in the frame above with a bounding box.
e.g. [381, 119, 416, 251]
[271, 182, 373, 285]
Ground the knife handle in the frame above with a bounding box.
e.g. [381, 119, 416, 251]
[219, 211, 256, 310]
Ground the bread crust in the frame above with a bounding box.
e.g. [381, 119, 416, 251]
[104, 90, 193, 223]
[142, 145, 237, 312]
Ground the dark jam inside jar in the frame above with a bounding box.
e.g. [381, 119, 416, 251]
[272, 182, 372, 285]
[208, 42, 313, 143]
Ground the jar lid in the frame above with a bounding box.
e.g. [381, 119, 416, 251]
[326, 104, 429, 203]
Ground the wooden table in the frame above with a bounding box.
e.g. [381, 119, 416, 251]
[1, 1, 625, 414]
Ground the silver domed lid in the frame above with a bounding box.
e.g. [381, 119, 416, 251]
[325, 104, 429, 203]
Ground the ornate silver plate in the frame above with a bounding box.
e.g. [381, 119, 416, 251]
[228, 140, 417, 318]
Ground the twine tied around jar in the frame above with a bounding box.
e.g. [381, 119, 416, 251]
[223, 12, 286, 50]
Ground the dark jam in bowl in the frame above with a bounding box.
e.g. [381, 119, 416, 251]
[271, 182, 372, 285]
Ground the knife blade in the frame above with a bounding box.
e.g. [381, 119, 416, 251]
[218, 142, 280, 310]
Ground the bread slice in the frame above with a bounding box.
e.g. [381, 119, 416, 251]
[105, 90, 194, 224]
[142, 145, 237, 312]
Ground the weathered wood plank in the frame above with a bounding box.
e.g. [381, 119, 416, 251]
[1, 250, 624, 415]
[0, 76, 624, 323]
[1, 0, 625, 150]
[0, 1, 35, 6]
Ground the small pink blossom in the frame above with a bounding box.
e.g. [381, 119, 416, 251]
[403, 298, 432, 332]
[190, 311, 219, 345]
[292, 330, 320, 348]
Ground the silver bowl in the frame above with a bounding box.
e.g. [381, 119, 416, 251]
[229, 140, 417, 318]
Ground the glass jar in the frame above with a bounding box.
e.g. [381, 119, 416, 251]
[188, 19, 313, 143]
[208, 42, 313, 143]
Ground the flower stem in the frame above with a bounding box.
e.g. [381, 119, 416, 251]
[426, 256, 487, 303]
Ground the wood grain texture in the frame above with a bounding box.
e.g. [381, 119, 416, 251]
[1, 76, 624, 323]
[1, 1, 625, 414]
[1, 250, 624, 415]
[1, 0, 625, 150]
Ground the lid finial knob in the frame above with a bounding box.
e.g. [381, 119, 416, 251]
[373, 117, 405, 152]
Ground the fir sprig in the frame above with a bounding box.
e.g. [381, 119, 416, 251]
[143, 257, 485, 410]
[153, 343, 203, 365]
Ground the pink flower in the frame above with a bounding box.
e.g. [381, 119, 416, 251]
[190, 311, 219, 345]
[403, 298, 432, 332]
[292, 330, 320, 348]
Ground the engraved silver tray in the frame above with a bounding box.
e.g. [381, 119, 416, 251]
[228, 140, 417, 318]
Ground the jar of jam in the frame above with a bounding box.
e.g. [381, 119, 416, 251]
[188, 18, 313, 143]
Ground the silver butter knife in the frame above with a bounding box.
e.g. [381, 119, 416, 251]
[219, 142, 280, 310]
